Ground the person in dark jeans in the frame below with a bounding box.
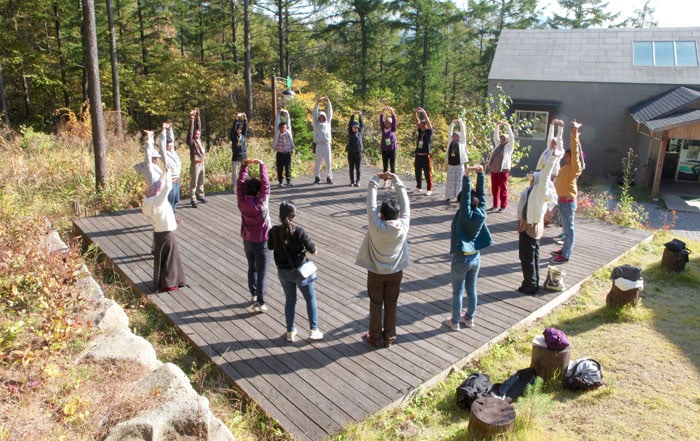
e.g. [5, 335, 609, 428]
[237, 159, 271, 312]
[346, 110, 364, 187]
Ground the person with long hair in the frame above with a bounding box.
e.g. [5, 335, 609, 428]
[237, 158, 271, 312]
[267, 201, 323, 342]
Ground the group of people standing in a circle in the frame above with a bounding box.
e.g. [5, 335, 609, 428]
[137, 101, 584, 347]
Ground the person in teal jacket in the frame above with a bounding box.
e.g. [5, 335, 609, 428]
[445, 164, 493, 331]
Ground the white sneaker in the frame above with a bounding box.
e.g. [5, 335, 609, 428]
[415, 188, 423, 193]
[309, 329, 324, 340]
[252, 303, 268, 313]
[286, 330, 297, 342]
[251, 295, 257, 303]
[426, 190, 433, 196]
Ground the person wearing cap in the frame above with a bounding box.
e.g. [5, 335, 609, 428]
[346, 110, 364, 187]
[142, 167, 187, 293]
[487, 120, 515, 213]
[159, 122, 182, 216]
[187, 108, 207, 208]
[516, 152, 561, 295]
[355, 171, 410, 348]
[313, 96, 334, 184]
[379, 106, 398, 188]
[445, 118, 468, 203]
[413, 107, 434, 195]
[444, 164, 492, 331]
[552, 120, 584, 263]
[139, 129, 163, 186]
[230, 112, 248, 192]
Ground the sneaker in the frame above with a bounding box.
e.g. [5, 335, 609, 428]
[487, 206, 497, 212]
[286, 330, 297, 342]
[555, 239, 565, 245]
[278, 182, 285, 187]
[349, 182, 355, 187]
[314, 177, 321, 184]
[191, 201, 198, 208]
[426, 190, 433, 196]
[326, 177, 333, 184]
[251, 295, 257, 303]
[197, 197, 207, 203]
[443, 319, 461, 331]
[252, 303, 268, 313]
[363, 332, 381, 348]
[553, 255, 569, 263]
[550, 249, 562, 255]
[287, 181, 294, 186]
[354, 182, 360, 187]
[415, 188, 423, 193]
[556, 233, 566, 239]
[461, 317, 475, 328]
[496, 208, 504, 213]
[309, 329, 324, 340]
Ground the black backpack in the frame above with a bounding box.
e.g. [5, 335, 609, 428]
[456, 373, 493, 410]
[564, 358, 604, 391]
[491, 367, 537, 401]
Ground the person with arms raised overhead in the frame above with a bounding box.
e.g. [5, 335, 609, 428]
[413, 107, 434, 195]
[187, 108, 207, 208]
[487, 120, 514, 213]
[313, 96, 334, 184]
[273, 109, 295, 187]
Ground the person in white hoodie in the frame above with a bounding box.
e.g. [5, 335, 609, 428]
[516, 152, 561, 295]
[142, 168, 187, 293]
[355, 172, 410, 348]
[313, 96, 334, 184]
[159, 122, 182, 217]
[445, 118, 468, 202]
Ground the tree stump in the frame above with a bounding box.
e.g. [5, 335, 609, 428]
[468, 396, 516, 440]
[661, 248, 689, 272]
[531, 338, 570, 379]
[606, 285, 640, 308]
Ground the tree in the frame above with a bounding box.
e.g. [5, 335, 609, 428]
[621, 0, 657, 28]
[81, 0, 108, 192]
[547, 0, 619, 29]
[243, 0, 253, 117]
[106, 0, 123, 134]
[0, 61, 9, 127]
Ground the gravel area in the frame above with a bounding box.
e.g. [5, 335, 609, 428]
[640, 201, 700, 242]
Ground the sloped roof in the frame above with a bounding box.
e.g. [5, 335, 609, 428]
[630, 86, 700, 123]
[489, 27, 700, 85]
[630, 86, 700, 131]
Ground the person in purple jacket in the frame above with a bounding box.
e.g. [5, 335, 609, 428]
[379, 106, 398, 188]
[237, 158, 272, 313]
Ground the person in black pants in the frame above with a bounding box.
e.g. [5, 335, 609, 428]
[346, 110, 364, 187]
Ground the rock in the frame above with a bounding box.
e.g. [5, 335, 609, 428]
[77, 328, 162, 371]
[104, 363, 235, 441]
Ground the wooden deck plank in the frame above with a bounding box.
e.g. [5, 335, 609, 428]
[73, 165, 652, 441]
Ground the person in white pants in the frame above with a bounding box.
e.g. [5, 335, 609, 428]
[313, 96, 334, 184]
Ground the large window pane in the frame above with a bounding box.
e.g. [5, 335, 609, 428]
[515, 111, 548, 140]
[633, 42, 652, 66]
[676, 41, 699, 67]
[654, 41, 675, 66]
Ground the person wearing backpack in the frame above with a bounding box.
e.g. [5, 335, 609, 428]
[444, 164, 493, 331]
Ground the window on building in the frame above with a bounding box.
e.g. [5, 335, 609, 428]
[514, 110, 549, 140]
[633, 41, 699, 67]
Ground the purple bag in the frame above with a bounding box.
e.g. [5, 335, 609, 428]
[543, 327, 570, 351]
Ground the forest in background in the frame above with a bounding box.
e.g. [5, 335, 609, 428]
[0, 0, 656, 142]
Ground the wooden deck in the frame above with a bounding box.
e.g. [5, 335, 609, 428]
[73, 166, 652, 441]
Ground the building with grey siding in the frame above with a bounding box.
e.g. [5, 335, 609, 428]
[488, 27, 700, 197]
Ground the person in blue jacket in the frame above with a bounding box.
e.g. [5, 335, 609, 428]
[444, 164, 493, 331]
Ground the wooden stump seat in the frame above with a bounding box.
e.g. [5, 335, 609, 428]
[468, 396, 516, 440]
[606, 285, 640, 308]
[661, 248, 689, 272]
[530, 335, 570, 379]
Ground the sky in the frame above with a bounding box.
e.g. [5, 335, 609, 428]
[540, 0, 700, 28]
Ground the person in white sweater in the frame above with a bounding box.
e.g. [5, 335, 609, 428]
[445, 118, 468, 202]
[487, 121, 515, 212]
[516, 152, 561, 295]
[142, 169, 186, 293]
[355, 172, 410, 348]
[159, 122, 182, 217]
[313, 96, 334, 184]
